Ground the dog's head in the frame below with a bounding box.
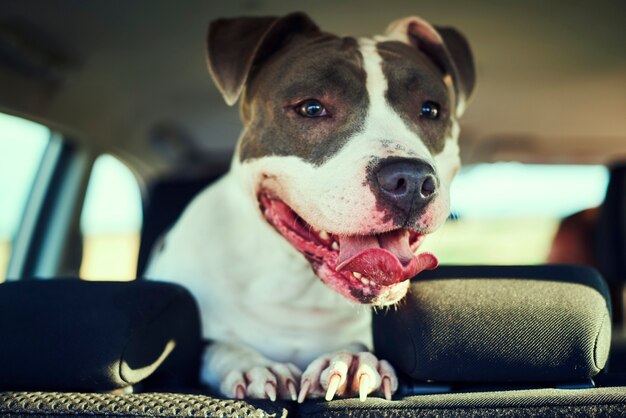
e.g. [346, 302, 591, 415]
[206, 12, 475, 306]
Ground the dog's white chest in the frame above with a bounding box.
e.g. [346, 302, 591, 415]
[146, 174, 373, 369]
[208, 277, 372, 368]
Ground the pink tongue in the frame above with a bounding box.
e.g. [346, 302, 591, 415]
[336, 230, 438, 286]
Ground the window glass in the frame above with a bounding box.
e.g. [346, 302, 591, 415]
[80, 154, 142, 280]
[0, 113, 50, 282]
[421, 163, 609, 264]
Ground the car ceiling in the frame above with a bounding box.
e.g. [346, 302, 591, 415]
[1, 0, 625, 181]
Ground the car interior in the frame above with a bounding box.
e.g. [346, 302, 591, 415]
[1, 1, 625, 417]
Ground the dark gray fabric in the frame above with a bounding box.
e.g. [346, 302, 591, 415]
[373, 266, 611, 382]
[0, 280, 202, 391]
[300, 386, 626, 417]
[417, 265, 611, 302]
[0, 392, 290, 418]
[2, 388, 625, 418]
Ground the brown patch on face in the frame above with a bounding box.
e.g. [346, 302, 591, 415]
[238, 35, 368, 166]
[377, 41, 453, 155]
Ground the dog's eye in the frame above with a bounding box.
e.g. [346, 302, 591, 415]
[295, 99, 329, 118]
[420, 101, 440, 120]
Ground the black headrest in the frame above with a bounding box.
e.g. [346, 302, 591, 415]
[373, 265, 611, 384]
[0, 279, 201, 391]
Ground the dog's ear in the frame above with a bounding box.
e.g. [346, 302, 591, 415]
[207, 12, 320, 106]
[385, 16, 476, 116]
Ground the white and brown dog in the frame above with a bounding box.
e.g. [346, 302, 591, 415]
[146, 12, 475, 403]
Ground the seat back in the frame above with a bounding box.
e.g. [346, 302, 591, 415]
[596, 163, 626, 325]
[374, 265, 611, 385]
[0, 280, 202, 392]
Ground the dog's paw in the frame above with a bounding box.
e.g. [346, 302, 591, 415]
[297, 351, 398, 402]
[221, 363, 302, 401]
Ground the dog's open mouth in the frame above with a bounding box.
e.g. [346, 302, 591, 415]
[259, 191, 438, 305]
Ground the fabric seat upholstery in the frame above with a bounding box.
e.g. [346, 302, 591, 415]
[0, 280, 202, 391]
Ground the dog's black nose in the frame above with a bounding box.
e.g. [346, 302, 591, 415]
[376, 159, 438, 214]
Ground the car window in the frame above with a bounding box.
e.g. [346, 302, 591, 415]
[421, 162, 609, 264]
[79, 154, 142, 280]
[0, 113, 50, 282]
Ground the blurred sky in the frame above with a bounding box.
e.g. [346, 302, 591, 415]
[451, 163, 608, 219]
[80, 154, 143, 234]
[0, 113, 609, 239]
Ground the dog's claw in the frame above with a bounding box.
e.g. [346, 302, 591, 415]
[325, 373, 342, 401]
[221, 362, 302, 401]
[264, 382, 277, 401]
[287, 380, 298, 401]
[359, 374, 370, 402]
[382, 376, 392, 400]
[298, 380, 311, 403]
[300, 351, 398, 401]
[234, 384, 246, 400]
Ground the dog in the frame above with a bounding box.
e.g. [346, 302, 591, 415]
[146, 12, 475, 402]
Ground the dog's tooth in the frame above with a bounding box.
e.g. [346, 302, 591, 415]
[361, 277, 370, 285]
[353, 272, 362, 279]
[319, 230, 330, 240]
[331, 242, 339, 251]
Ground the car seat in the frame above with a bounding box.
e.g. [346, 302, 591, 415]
[1, 266, 625, 417]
